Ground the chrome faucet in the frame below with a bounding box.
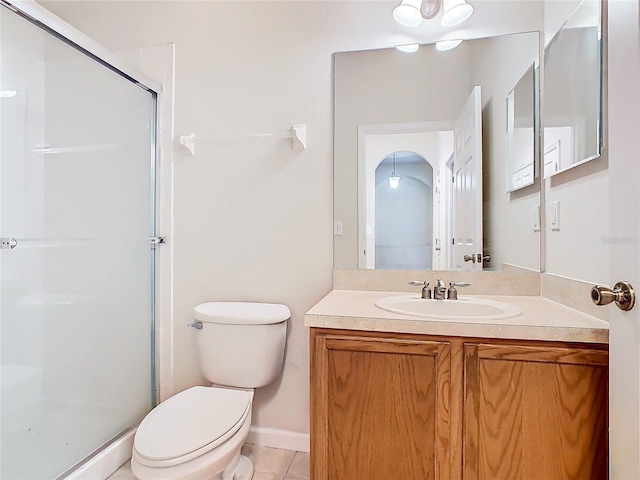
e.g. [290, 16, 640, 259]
[433, 278, 447, 300]
[408, 281, 431, 299]
[410, 279, 472, 300]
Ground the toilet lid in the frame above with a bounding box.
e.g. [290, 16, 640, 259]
[193, 302, 290, 325]
[134, 386, 251, 463]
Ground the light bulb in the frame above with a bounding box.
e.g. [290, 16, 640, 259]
[393, 0, 423, 27]
[441, 0, 474, 27]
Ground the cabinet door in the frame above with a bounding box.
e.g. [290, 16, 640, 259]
[311, 332, 451, 480]
[463, 343, 608, 479]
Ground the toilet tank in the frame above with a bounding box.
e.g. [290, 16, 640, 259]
[192, 302, 290, 388]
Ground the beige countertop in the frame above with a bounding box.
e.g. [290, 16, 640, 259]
[304, 290, 609, 344]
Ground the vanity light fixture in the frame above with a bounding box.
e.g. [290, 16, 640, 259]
[389, 154, 401, 189]
[421, 0, 442, 19]
[441, 0, 474, 27]
[396, 43, 420, 53]
[435, 39, 463, 51]
[392, 0, 473, 28]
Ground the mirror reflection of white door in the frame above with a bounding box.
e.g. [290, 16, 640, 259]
[608, 1, 639, 476]
[452, 86, 483, 271]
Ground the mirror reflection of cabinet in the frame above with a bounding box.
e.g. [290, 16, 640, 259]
[543, 0, 602, 178]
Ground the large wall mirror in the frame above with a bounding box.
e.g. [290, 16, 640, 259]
[543, 0, 602, 178]
[334, 32, 541, 272]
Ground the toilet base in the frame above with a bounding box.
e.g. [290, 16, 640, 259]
[222, 454, 254, 480]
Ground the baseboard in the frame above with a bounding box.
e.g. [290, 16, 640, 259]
[64, 429, 134, 480]
[246, 426, 310, 453]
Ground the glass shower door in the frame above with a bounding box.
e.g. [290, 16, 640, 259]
[1, 5, 157, 479]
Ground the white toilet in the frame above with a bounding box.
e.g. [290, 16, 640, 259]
[130, 302, 290, 480]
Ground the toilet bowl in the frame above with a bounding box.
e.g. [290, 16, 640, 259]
[130, 301, 290, 480]
[131, 386, 254, 480]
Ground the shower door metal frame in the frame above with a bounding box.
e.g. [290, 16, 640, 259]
[2, 0, 161, 94]
[1, 0, 165, 476]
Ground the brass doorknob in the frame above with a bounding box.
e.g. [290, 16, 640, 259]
[591, 281, 636, 311]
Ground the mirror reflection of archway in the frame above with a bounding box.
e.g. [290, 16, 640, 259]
[375, 151, 433, 269]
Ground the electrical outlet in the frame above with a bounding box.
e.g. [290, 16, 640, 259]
[334, 221, 344, 236]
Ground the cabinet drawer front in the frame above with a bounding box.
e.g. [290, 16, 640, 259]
[325, 334, 447, 356]
[475, 343, 609, 366]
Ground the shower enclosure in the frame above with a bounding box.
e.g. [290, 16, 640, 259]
[1, 2, 160, 478]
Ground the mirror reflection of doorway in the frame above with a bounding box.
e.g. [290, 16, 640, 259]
[359, 125, 456, 270]
[375, 152, 433, 269]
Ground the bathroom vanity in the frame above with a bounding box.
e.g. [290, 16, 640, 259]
[305, 290, 609, 480]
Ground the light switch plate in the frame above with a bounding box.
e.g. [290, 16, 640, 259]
[550, 201, 560, 230]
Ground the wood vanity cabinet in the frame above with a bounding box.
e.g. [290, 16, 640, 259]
[310, 328, 609, 480]
[310, 329, 453, 479]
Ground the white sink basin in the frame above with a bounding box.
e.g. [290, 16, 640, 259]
[374, 295, 523, 320]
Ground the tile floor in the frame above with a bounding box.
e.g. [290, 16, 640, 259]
[107, 444, 309, 480]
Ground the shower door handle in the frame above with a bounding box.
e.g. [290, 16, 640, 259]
[0, 237, 17, 249]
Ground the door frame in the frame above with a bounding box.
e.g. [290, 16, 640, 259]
[357, 120, 454, 269]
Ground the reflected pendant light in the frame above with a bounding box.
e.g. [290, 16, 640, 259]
[389, 154, 401, 189]
[436, 39, 463, 51]
[441, 0, 474, 27]
[396, 43, 420, 53]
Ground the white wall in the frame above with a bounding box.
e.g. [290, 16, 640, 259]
[543, 0, 609, 284]
[37, 0, 547, 437]
[375, 159, 434, 270]
[544, 0, 582, 45]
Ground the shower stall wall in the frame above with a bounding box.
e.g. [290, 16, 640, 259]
[1, 2, 159, 478]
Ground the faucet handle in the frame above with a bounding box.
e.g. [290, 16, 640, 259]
[408, 281, 431, 299]
[447, 282, 471, 300]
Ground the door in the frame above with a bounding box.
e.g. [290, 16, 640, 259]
[452, 87, 483, 271]
[0, 5, 157, 478]
[607, 1, 640, 477]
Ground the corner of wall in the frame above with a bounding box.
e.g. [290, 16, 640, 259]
[541, 272, 608, 321]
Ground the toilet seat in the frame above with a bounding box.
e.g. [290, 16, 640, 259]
[133, 386, 252, 468]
